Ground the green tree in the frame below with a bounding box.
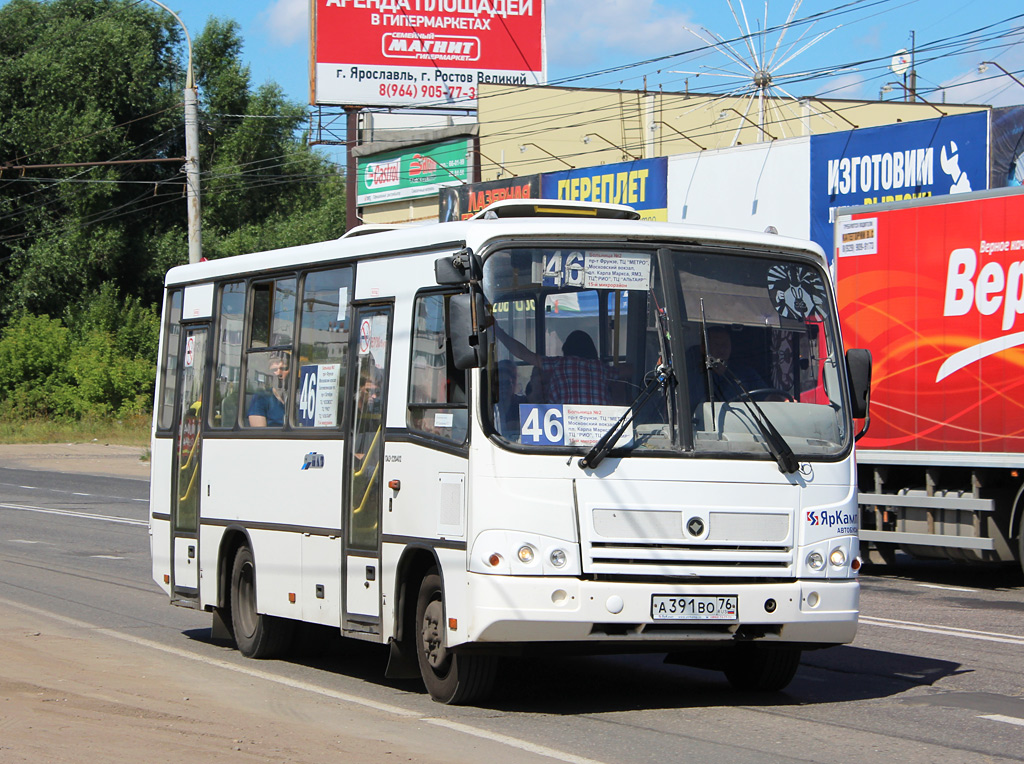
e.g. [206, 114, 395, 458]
[0, 1, 346, 422]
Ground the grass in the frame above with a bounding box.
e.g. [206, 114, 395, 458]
[0, 415, 151, 447]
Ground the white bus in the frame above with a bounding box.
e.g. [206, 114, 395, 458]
[150, 200, 871, 704]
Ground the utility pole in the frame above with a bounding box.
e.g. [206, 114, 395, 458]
[149, 0, 202, 264]
[908, 31, 917, 103]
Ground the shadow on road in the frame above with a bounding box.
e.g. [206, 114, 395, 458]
[861, 555, 1024, 591]
[183, 624, 963, 713]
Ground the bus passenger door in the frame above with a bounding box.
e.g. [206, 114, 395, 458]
[171, 325, 207, 601]
[343, 305, 391, 633]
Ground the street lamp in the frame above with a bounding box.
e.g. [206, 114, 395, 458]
[978, 62, 1024, 91]
[716, 108, 776, 141]
[581, 133, 640, 161]
[880, 82, 946, 116]
[149, 0, 202, 264]
[650, 121, 705, 151]
[519, 142, 574, 169]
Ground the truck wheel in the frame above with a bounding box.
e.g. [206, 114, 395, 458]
[1018, 524, 1024, 579]
[230, 546, 294, 658]
[415, 571, 497, 704]
[723, 645, 801, 691]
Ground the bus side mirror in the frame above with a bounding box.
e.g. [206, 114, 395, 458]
[845, 348, 871, 420]
[435, 249, 481, 285]
[449, 292, 490, 370]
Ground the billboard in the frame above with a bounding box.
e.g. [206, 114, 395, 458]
[667, 138, 809, 238]
[836, 188, 1024, 453]
[357, 138, 470, 205]
[438, 174, 539, 220]
[541, 158, 668, 221]
[810, 111, 989, 256]
[312, 0, 546, 109]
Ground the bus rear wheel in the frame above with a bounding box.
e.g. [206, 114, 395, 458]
[230, 546, 293, 659]
[723, 644, 801, 691]
[414, 572, 497, 705]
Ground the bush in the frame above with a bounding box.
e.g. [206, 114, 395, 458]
[0, 284, 160, 421]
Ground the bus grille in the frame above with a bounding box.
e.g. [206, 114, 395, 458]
[583, 508, 794, 577]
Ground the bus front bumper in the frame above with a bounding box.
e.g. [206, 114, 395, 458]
[461, 575, 858, 647]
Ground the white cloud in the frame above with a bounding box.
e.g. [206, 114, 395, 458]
[261, 0, 308, 47]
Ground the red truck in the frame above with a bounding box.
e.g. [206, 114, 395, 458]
[835, 187, 1024, 573]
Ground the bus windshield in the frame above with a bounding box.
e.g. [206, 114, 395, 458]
[482, 245, 848, 460]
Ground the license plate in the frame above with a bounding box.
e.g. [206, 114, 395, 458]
[651, 595, 738, 621]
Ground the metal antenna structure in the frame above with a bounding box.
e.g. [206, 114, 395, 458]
[673, 0, 847, 145]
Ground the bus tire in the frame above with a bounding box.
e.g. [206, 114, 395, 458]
[723, 645, 801, 692]
[414, 571, 497, 705]
[229, 546, 293, 659]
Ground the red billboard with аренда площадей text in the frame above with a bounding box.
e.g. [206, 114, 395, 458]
[312, 0, 546, 109]
[837, 190, 1024, 454]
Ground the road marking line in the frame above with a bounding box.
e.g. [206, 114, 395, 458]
[860, 615, 1024, 646]
[915, 583, 978, 593]
[427, 719, 610, 764]
[0, 597, 613, 764]
[90, 555, 126, 560]
[979, 714, 1024, 728]
[0, 482, 147, 503]
[0, 502, 147, 527]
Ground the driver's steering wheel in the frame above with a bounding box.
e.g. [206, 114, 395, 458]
[747, 387, 796, 402]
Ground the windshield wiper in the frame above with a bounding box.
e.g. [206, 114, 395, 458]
[578, 363, 674, 470]
[706, 358, 800, 474]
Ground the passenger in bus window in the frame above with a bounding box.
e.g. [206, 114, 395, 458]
[247, 350, 290, 427]
[495, 325, 614, 406]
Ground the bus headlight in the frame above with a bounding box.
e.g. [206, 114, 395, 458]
[829, 547, 847, 567]
[807, 551, 825, 570]
[470, 531, 581, 575]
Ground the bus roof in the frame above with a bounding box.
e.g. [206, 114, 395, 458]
[164, 203, 826, 287]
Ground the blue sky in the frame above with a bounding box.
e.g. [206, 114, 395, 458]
[4, 1, 1023, 108]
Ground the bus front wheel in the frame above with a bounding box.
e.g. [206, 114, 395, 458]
[414, 571, 497, 704]
[229, 546, 293, 659]
[723, 644, 801, 691]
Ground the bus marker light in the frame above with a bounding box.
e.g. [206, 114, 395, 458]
[448, 618, 457, 630]
[288, 593, 296, 603]
[163, 574, 170, 584]
[487, 553, 503, 567]
[851, 556, 862, 572]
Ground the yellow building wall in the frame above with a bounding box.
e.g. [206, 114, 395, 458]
[476, 83, 986, 181]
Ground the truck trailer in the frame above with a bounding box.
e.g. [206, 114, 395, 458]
[835, 186, 1024, 573]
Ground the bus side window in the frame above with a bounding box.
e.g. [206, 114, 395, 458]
[243, 277, 296, 428]
[407, 292, 468, 443]
[211, 281, 245, 429]
[156, 290, 183, 431]
[293, 267, 352, 428]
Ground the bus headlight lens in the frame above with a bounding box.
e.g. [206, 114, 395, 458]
[807, 551, 825, 570]
[549, 549, 567, 567]
[517, 545, 536, 564]
[829, 548, 847, 567]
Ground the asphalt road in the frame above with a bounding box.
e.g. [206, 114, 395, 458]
[1, 464, 1022, 764]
